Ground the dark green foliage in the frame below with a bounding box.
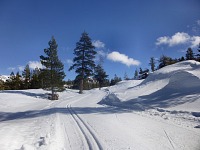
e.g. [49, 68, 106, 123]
[134, 69, 138, 79]
[30, 68, 42, 89]
[158, 55, 177, 69]
[124, 72, 129, 80]
[94, 64, 108, 89]
[69, 32, 97, 93]
[186, 48, 194, 60]
[139, 68, 143, 74]
[40, 36, 66, 99]
[178, 56, 185, 62]
[149, 57, 156, 72]
[0, 79, 4, 90]
[196, 43, 200, 62]
[110, 74, 122, 86]
[22, 64, 31, 89]
[5, 72, 23, 90]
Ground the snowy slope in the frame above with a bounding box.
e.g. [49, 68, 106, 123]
[100, 60, 200, 111]
[0, 60, 200, 150]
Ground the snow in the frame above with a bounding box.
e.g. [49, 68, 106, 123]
[0, 60, 200, 150]
[0, 75, 9, 82]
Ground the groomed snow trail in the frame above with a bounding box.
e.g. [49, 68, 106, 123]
[67, 104, 103, 150]
[0, 89, 200, 150]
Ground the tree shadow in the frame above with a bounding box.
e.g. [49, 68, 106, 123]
[0, 90, 47, 99]
[0, 106, 131, 122]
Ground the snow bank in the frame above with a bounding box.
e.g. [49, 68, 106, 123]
[99, 60, 200, 112]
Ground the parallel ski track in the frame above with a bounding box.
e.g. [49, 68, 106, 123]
[66, 104, 103, 150]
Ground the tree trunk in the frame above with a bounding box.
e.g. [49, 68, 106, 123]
[51, 86, 54, 100]
[79, 78, 83, 94]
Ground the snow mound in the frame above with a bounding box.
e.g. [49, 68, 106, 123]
[99, 60, 200, 112]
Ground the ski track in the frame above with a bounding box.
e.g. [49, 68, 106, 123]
[67, 104, 103, 150]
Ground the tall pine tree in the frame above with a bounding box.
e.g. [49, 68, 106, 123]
[69, 32, 97, 94]
[40, 36, 66, 99]
[22, 64, 31, 89]
[149, 57, 156, 72]
[186, 48, 194, 60]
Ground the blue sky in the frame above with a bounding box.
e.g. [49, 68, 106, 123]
[0, 0, 200, 80]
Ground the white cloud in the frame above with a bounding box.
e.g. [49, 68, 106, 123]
[97, 50, 107, 57]
[197, 20, 200, 26]
[92, 40, 105, 48]
[28, 61, 43, 69]
[191, 36, 200, 48]
[8, 67, 15, 71]
[65, 59, 73, 65]
[156, 32, 200, 48]
[18, 65, 25, 71]
[107, 51, 140, 67]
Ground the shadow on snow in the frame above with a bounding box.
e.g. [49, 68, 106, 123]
[0, 106, 132, 122]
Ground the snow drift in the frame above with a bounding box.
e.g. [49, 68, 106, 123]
[100, 60, 200, 111]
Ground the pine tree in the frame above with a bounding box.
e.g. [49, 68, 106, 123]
[139, 67, 143, 74]
[30, 68, 42, 89]
[110, 74, 122, 86]
[40, 36, 66, 99]
[69, 32, 97, 94]
[15, 72, 23, 90]
[134, 69, 138, 79]
[94, 64, 108, 89]
[7, 72, 15, 90]
[124, 72, 129, 80]
[5, 72, 23, 90]
[0, 79, 4, 90]
[158, 55, 173, 68]
[149, 57, 156, 72]
[196, 43, 200, 61]
[185, 48, 194, 60]
[22, 64, 31, 89]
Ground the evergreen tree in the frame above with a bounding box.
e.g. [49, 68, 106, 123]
[22, 64, 31, 89]
[0, 79, 4, 90]
[69, 32, 97, 94]
[134, 69, 138, 79]
[124, 72, 129, 80]
[185, 48, 194, 60]
[139, 68, 143, 74]
[158, 55, 176, 69]
[6, 72, 15, 90]
[15, 72, 23, 90]
[94, 64, 108, 89]
[196, 43, 200, 61]
[178, 56, 185, 62]
[40, 36, 66, 99]
[30, 68, 42, 89]
[110, 74, 122, 86]
[149, 57, 156, 72]
[5, 72, 22, 90]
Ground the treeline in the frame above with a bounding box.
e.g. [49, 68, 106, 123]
[0, 32, 120, 94]
[134, 45, 200, 79]
[0, 67, 43, 90]
[0, 32, 200, 94]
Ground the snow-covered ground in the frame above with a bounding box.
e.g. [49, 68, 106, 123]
[0, 60, 200, 150]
